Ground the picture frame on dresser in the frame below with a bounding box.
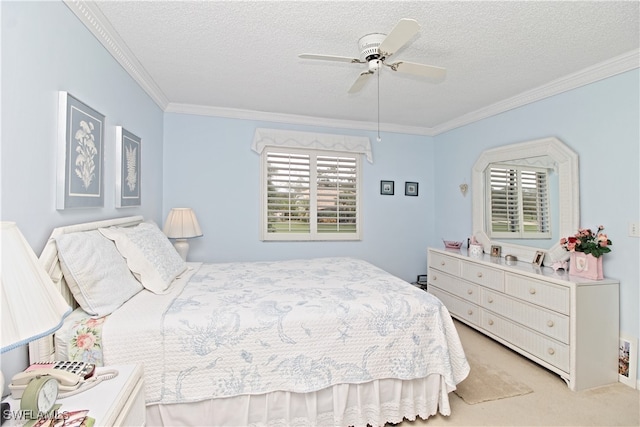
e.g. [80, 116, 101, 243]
[115, 126, 141, 208]
[56, 91, 105, 209]
[533, 250, 545, 267]
[490, 245, 501, 257]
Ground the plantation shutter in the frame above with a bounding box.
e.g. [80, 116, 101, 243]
[317, 154, 357, 233]
[262, 147, 361, 241]
[488, 164, 550, 239]
[266, 152, 311, 234]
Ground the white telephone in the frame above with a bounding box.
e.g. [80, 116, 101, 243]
[9, 361, 117, 399]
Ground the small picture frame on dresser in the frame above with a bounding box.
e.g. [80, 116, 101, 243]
[533, 251, 545, 267]
[490, 245, 502, 257]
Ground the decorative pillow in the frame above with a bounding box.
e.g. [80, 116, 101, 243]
[56, 230, 143, 317]
[99, 222, 187, 294]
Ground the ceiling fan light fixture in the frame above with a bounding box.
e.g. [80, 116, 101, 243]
[358, 33, 386, 62]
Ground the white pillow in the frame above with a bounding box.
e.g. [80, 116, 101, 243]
[99, 222, 187, 294]
[56, 230, 143, 317]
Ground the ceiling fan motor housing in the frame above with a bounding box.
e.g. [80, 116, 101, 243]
[358, 33, 386, 62]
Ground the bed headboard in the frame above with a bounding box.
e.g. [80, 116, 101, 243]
[30, 215, 145, 363]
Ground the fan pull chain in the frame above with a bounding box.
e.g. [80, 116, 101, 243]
[377, 63, 381, 142]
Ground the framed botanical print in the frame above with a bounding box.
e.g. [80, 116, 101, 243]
[56, 92, 105, 209]
[115, 126, 141, 208]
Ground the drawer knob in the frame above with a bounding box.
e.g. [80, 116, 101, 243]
[529, 288, 537, 295]
[467, 309, 473, 315]
[440, 261, 445, 266]
[488, 297, 494, 303]
[547, 320, 555, 327]
[467, 289, 473, 295]
[488, 319, 494, 326]
[432, 275, 437, 281]
[477, 271, 483, 278]
[548, 348, 555, 355]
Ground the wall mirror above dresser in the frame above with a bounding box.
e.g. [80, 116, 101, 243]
[472, 137, 580, 264]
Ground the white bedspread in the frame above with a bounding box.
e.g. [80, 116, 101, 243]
[102, 258, 468, 405]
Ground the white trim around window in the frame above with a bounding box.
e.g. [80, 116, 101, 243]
[260, 146, 362, 241]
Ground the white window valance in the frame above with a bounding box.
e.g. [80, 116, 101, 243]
[252, 128, 373, 163]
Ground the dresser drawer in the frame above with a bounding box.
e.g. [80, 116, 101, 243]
[428, 270, 480, 304]
[480, 310, 569, 372]
[429, 287, 480, 325]
[481, 289, 569, 344]
[429, 252, 460, 276]
[461, 261, 504, 292]
[505, 273, 570, 315]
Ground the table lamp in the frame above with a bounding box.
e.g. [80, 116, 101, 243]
[162, 208, 203, 261]
[1, 222, 72, 422]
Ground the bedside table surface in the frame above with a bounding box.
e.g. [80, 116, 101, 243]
[2, 364, 143, 426]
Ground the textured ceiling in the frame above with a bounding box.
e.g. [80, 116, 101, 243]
[74, 1, 639, 135]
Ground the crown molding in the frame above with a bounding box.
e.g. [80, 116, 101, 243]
[63, 0, 170, 109]
[164, 103, 435, 136]
[431, 49, 640, 135]
[67, 0, 638, 137]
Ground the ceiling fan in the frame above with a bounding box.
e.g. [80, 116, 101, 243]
[299, 18, 446, 93]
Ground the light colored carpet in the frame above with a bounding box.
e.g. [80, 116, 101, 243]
[398, 320, 640, 426]
[453, 353, 533, 404]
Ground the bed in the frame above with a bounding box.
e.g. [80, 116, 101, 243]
[33, 216, 469, 426]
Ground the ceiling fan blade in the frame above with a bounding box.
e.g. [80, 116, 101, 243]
[377, 18, 420, 57]
[389, 61, 446, 83]
[348, 71, 373, 93]
[299, 54, 363, 64]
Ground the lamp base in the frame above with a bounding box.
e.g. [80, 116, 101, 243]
[173, 239, 189, 261]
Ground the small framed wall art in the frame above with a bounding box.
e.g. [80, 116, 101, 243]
[115, 126, 141, 208]
[405, 182, 419, 196]
[380, 180, 394, 195]
[56, 91, 105, 209]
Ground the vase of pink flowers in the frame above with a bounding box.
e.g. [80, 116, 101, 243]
[560, 225, 612, 280]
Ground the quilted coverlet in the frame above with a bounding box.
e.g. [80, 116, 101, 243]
[102, 257, 469, 405]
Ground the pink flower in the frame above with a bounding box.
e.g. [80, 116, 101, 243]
[85, 317, 105, 328]
[75, 333, 96, 350]
[598, 234, 609, 246]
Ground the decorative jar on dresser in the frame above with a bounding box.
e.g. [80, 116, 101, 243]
[427, 247, 619, 391]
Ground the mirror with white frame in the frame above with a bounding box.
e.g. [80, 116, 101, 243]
[472, 137, 579, 265]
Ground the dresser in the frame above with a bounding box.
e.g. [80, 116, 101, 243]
[427, 248, 619, 391]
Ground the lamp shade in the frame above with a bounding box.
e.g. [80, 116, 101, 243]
[1, 222, 71, 353]
[163, 208, 203, 239]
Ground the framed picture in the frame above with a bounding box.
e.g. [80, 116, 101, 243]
[380, 180, 394, 195]
[619, 335, 638, 388]
[56, 92, 105, 209]
[533, 251, 545, 266]
[490, 245, 502, 257]
[405, 181, 419, 196]
[115, 126, 141, 208]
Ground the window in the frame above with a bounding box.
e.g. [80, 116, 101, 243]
[261, 147, 361, 241]
[487, 163, 550, 239]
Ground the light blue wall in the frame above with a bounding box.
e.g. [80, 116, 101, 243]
[162, 115, 435, 281]
[1, 1, 165, 253]
[433, 70, 640, 339]
[1, 0, 164, 386]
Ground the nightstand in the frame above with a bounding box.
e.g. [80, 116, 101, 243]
[2, 364, 145, 426]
